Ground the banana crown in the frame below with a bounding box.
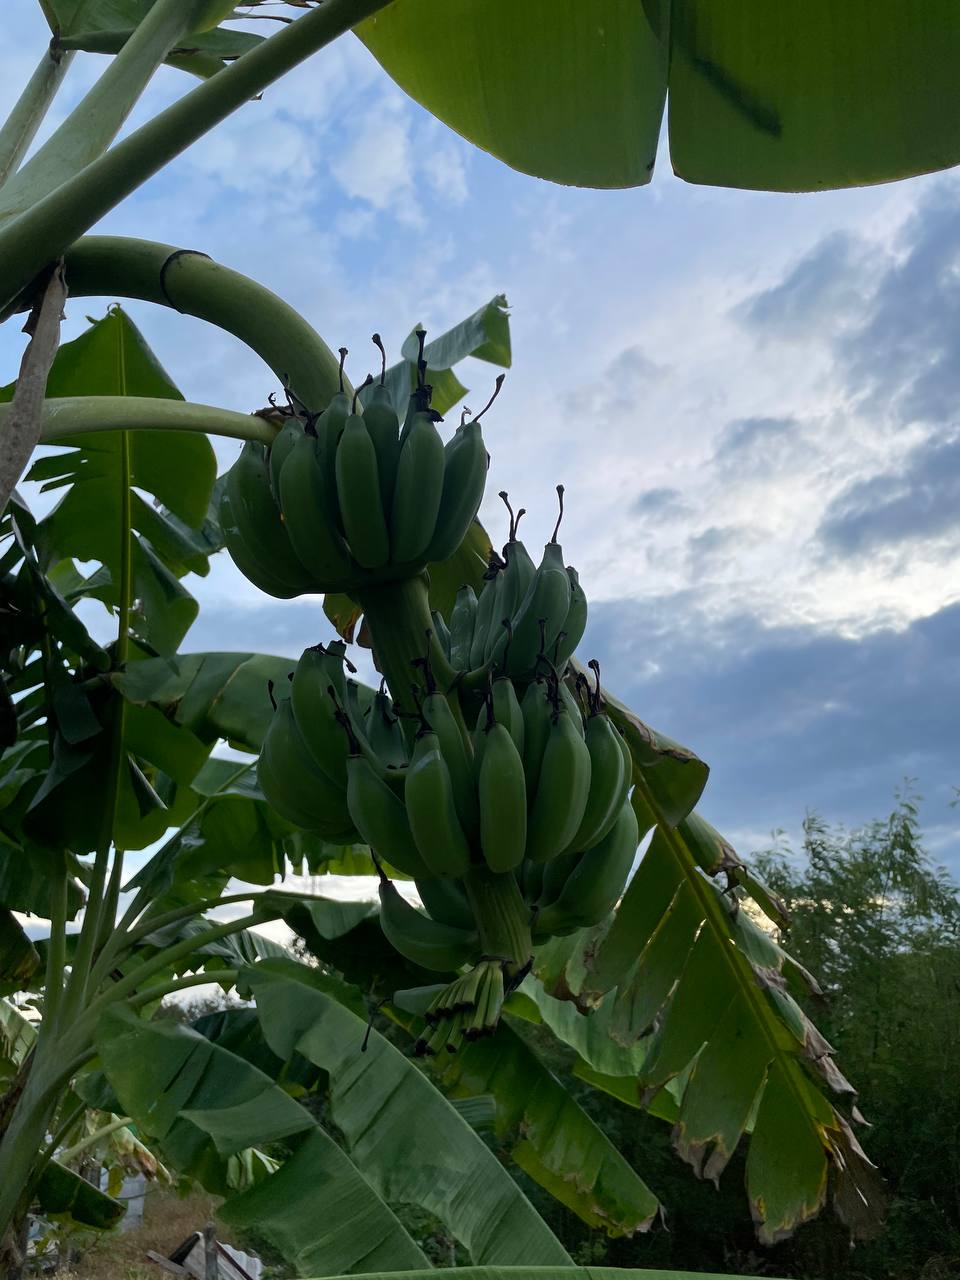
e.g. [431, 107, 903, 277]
[219, 334, 494, 598]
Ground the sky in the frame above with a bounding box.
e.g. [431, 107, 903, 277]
[2, 3, 958, 875]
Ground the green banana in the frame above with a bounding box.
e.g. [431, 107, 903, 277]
[431, 610, 452, 663]
[537, 848, 581, 909]
[554, 565, 588, 671]
[422, 691, 478, 839]
[416, 876, 475, 931]
[405, 731, 472, 878]
[258, 698, 353, 834]
[558, 677, 587, 737]
[520, 678, 552, 801]
[346, 752, 431, 879]
[491, 676, 524, 755]
[535, 799, 639, 934]
[335, 407, 390, 569]
[526, 705, 592, 863]
[520, 857, 544, 905]
[268, 418, 304, 499]
[223, 441, 315, 595]
[477, 721, 527, 873]
[315, 348, 351, 517]
[220, 488, 301, 600]
[566, 710, 627, 853]
[425, 419, 488, 563]
[378, 873, 479, 973]
[389, 410, 445, 565]
[289, 643, 350, 786]
[449, 585, 478, 672]
[503, 540, 571, 679]
[278, 434, 355, 585]
[470, 555, 502, 671]
[365, 335, 401, 516]
[365, 685, 408, 772]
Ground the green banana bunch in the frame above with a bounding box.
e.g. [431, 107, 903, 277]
[220, 337, 494, 598]
[447, 488, 589, 685]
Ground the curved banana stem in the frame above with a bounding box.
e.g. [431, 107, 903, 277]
[0, 0, 392, 313]
[11, 236, 346, 412]
[0, 395, 276, 446]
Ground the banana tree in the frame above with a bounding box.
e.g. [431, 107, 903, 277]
[0, 239, 880, 1274]
[0, 2, 922, 1276]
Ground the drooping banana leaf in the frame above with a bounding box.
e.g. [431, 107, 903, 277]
[573, 804, 883, 1244]
[95, 1004, 430, 1275]
[245, 958, 573, 1267]
[410, 1010, 661, 1237]
[358, 1, 960, 192]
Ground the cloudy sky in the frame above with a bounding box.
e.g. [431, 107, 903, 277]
[3, 3, 958, 872]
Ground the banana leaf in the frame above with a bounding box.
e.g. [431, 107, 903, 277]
[359, 1, 960, 192]
[95, 1004, 429, 1275]
[244, 958, 573, 1267]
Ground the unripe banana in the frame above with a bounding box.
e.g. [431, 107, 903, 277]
[535, 799, 638, 934]
[470, 558, 502, 671]
[405, 731, 472, 878]
[416, 876, 475, 932]
[558, 678, 587, 737]
[486, 536, 536, 664]
[565, 710, 626, 853]
[258, 698, 353, 834]
[431, 610, 452, 663]
[491, 677, 524, 755]
[378, 874, 479, 973]
[365, 686, 408, 772]
[268, 418, 304, 499]
[220, 488, 301, 600]
[364, 342, 401, 517]
[316, 360, 351, 518]
[554, 566, 588, 672]
[290, 644, 350, 786]
[426, 420, 488, 564]
[422, 691, 478, 839]
[223, 442, 315, 595]
[335, 410, 390, 569]
[278, 434, 355, 585]
[520, 678, 552, 801]
[503, 540, 571, 679]
[449, 585, 478, 672]
[389, 411, 445, 565]
[526, 706, 592, 864]
[346, 752, 431, 879]
[538, 849, 580, 909]
[477, 721, 527, 873]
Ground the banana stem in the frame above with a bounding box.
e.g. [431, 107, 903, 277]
[355, 576, 457, 719]
[0, 395, 276, 446]
[0, 45, 75, 189]
[461, 866, 532, 977]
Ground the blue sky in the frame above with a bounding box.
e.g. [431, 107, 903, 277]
[3, 3, 958, 872]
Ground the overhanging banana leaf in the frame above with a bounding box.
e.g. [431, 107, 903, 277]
[358, 1, 960, 192]
[95, 1004, 429, 1275]
[245, 959, 573, 1267]
[577, 803, 883, 1244]
[416, 1012, 660, 1236]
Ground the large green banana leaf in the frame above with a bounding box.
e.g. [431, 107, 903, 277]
[557, 807, 883, 1245]
[411, 1010, 660, 1236]
[95, 1004, 430, 1275]
[358, 1, 960, 191]
[244, 959, 573, 1267]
